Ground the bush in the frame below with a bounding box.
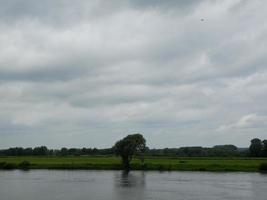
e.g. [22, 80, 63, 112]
[0, 162, 16, 170]
[19, 161, 31, 170]
[259, 163, 267, 171]
[157, 165, 164, 171]
[141, 163, 148, 170]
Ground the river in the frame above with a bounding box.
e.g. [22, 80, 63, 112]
[0, 170, 266, 200]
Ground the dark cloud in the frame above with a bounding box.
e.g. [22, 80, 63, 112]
[128, 0, 204, 11]
[0, 66, 89, 82]
[0, 0, 203, 21]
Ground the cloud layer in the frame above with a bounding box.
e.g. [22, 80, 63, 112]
[0, 0, 266, 148]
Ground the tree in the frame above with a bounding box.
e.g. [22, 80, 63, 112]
[33, 146, 48, 156]
[249, 138, 262, 157]
[212, 145, 238, 157]
[60, 147, 68, 156]
[262, 140, 267, 157]
[114, 134, 146, 171]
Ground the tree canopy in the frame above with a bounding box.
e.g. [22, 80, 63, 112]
[114, 133, 146, 170]
[249, 138, 262, 157]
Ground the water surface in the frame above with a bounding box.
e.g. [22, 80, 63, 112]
[0, 170, 266, 200]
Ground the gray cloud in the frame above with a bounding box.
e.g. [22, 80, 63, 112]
[0, 0, 267, 148]
[0, 0, 203, 25]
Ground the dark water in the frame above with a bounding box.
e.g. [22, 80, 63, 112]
[0, 170, 266, 200]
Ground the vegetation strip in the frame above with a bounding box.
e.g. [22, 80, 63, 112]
[0, 156, 267, 172]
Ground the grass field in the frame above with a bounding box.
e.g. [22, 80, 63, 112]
[0, 156, 267, 172]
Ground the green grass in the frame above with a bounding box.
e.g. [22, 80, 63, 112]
[0, 156, 267, 172]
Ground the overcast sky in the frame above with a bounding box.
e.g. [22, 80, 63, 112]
[0, 0, 266, 148]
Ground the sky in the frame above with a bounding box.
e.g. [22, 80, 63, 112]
[0, 0, 266, 149]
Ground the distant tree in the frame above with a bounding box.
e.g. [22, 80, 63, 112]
[114, 134, 146, 171]
[81, 148, 87, 155]
[212, 145, 239, 157]
[262, 140, 267, 157]
[179, 147, 205, 157]
[24, 148, 33, 156]
[249, 138, 262, 157]
[68, 148, 81, 156]
[48, 149, 54, 156]
[33, 146, 48, 156]
[213, 145, 238, 151]
[60, 147, 68, 156]
[92, 148, 98, 155]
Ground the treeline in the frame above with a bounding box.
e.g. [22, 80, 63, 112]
[0, 147, 114, 156]
[0, 145, 247, 157]
[147, 145, 246, 157]
[0, 138, 266, 157]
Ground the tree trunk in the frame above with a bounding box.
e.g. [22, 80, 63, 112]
[122, 156, 130, 171]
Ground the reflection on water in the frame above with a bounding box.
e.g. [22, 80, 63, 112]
[113, 171, 146, 200]
[115, 171, 146, 187]
[0, 170, 266, 200]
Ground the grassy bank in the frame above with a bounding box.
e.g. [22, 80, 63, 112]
[0, 156, 267, 172]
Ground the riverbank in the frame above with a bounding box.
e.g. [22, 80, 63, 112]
[0, 156, 266, 172]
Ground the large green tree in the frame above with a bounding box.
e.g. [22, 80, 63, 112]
[249, 138, 262, 157]
[114, 134, 146, 170]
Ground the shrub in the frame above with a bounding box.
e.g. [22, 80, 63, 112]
[0, 162, 16, 170]
[0, 162, 6, 168]
[19, 161, 31, 170]
[157, 165, 164, 171]
[259, 163, 267, 171]
[167, 165, 172, 171]
[141, 163, 148, 170]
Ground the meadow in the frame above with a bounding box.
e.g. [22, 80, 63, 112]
[0, 156, 267, 172]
